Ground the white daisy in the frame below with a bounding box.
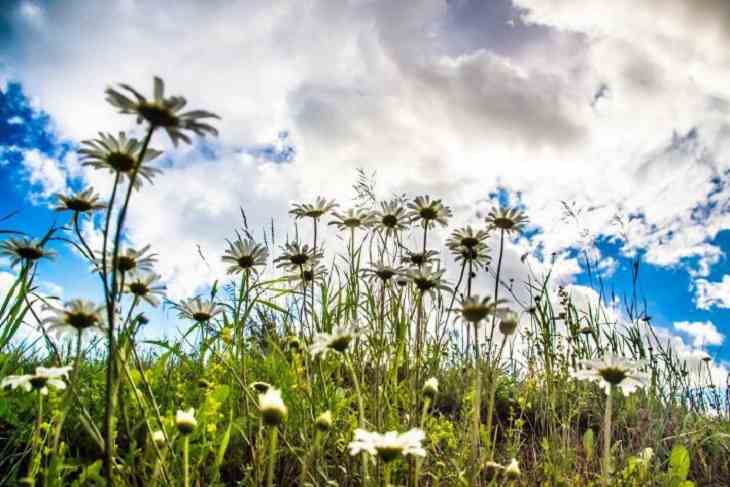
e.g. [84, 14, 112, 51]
[258, 387, 287, 426]
[1, 366, 72, 395]
[571, 355, 650, 396]
[348, 428, 426, 462]
[309, 323, 364, 357]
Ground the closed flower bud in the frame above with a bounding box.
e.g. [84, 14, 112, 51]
[422, 377, 439, 399]
[175, 408, 197, 435]
[316, 410, 333, 431]
[499, 311, 519, 336]
[151, 430, 166, 447]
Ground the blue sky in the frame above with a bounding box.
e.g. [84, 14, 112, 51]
[0, 0, 728, 374]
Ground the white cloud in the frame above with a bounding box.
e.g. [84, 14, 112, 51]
[695, 275, 730, 309]
[673, 320, 725, 347]
[21, 149, 68, 200]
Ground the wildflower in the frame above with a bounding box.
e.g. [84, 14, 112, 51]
[454, 295, 500, 324]
[54, 187, 106, 214]
[0, 237, 56, 268]
[329, 208, 374, 231]
[485, 206, 528, 234]
[498, 310, 520, 336]
[363, 262, 403, 284]
[423, 377, 439, 399]
[571, 356, 650, 396]
[177, 297, 221, 323]
[348, 428, 426, 462]
[95, 244, 157, 274]
[250, 381, 272, 394]
[1, 366, 71, 395]
[151, 430, 166, 448]
[482, 460, 504, 481]
[447, 226, 489, 251]
[259, 388, 287, 426]
[406, 266, 451, 298]
[310, 323, 364, 357]
[105, 76, 220, 146]
[286, 336, 303, 353]
[274, 242, 323, 271]
[289, 197, 338, 220]
[579, 324, 593, 335]
[373, 199, 410, 234]
[407, 195, 452, 227]
[125, 273, 166, 306]
[288, 263, 327, 290]
[402, 249, 439, 267]
[453, 242, 490, 267]
[44, 299, 106, 338]
[504, 458, 521, 479]
[315, 410, 333, 431]
[80, 132, 162, 188]
[175, 408, 197, 435]
[221, 238, 269, 275]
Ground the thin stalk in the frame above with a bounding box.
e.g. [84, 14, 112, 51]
[346, 353, 369, 484]
[266, 427, 279, 487]
[602, 389, 613, 487]
[484, 336, 507, 459]
[470, 321, 482, 487]
[182, 436, 190, 487]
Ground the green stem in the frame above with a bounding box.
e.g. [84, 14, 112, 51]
[484, 337, 507, 460]
[266, 427, 279, 487]
[346, 353, 369, 484]
[183, 436, 190, 487]
[471, 322, 481, 487]
[383, 463, 392, 487]
[602, 388, 613, 487]
[300, 430, 321, 486]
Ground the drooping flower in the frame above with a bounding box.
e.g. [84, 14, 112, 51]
[176, 297, 221, 323]
[408, 195, 452, 228]
[453, 242, 490, 267]
[348, 428, 426, 462]
[0, 237, 56, 268]
[571, 356, 650, 396]
[310, 323, 364, 357]
[221, 237, 269, 275]
[105, 76, 220, 146]
[1, 366, 72, 395]
[498, 310, 520, 336]
[484, 206, 528, 235]
[274, 242, 323, 272]
[289, 197, 338, 220]
[373, 199, 410, 234]
[125, 273, 166, 307]
[258, 387, 288, 426]
[405, 266, 451, 298]
[80, 132, 163, 189]
[447, 226, 489, 251]
[44, 299, 106, 338]
[54, 187, 107, 214]
[329, 208, 374, 231]
[175, 408, 197, 435]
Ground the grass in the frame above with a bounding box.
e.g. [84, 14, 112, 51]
[0, 77, 728, 486]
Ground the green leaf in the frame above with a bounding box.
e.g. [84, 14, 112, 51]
[669, 444, 690, 481]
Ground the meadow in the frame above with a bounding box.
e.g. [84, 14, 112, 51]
[0, 77, 728, 486]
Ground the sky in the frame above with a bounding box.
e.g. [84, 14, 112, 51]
[0, 0, 728, 381]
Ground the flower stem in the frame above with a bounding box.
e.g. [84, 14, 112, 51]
[346, 353, 369, 484]
[266, 427, 279, 487]
[383, 463, 392, 487]
[602, 388, 613, 487]
[471, 321, 482, 487]
[182, 435, 190, 487]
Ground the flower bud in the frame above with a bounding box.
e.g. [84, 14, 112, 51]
[175, 408, 197, 435]
[151, 430, 166, 447]
[505, 458, 521, 479]
[422, 377, 439, 399]
[259, 388, 287, 426]
[315, 410, 333, 431]
[499, 311, 519, 336]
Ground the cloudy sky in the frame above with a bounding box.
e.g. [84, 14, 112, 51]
[0, 0, 728, 376]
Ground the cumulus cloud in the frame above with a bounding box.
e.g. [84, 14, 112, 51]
[673, 320, 725, 347]
[21, 148, 68, 200]
[695, 275, 730, 309]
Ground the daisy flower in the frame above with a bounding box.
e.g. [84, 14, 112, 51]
[80, 132, 162, 189]
[105, 76, 220, 146]
[454, 295, 502, 324]
[288, 263, 327, 290]
[54, 187, 106, 214]
[0, 237, 56, 268]
[310, 323, 364, 357]
[405, 266, 451, 298]
[329, 208, 374, 231]
[362, 262, 404, 284]
[484, 206, 528, 235]
[44, 299, 106, 338]
[372, 199, 410, 234]
[95, 244, 157, 274]
[175, 408, 197, 435]
[125, 273, 166, 306]
[1, 366, 72, 395]
[401, 248, 440, 268]
[258, 387, 288, 426]
[571, 355, 650, 396]
[407, 195, 452, 228]
[289, 197, 338, 220]
[348, 428, 426, 462]
[222, 237, 269, 275]
[176, 297, 221, 323]
[274, 242, 323, 272]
